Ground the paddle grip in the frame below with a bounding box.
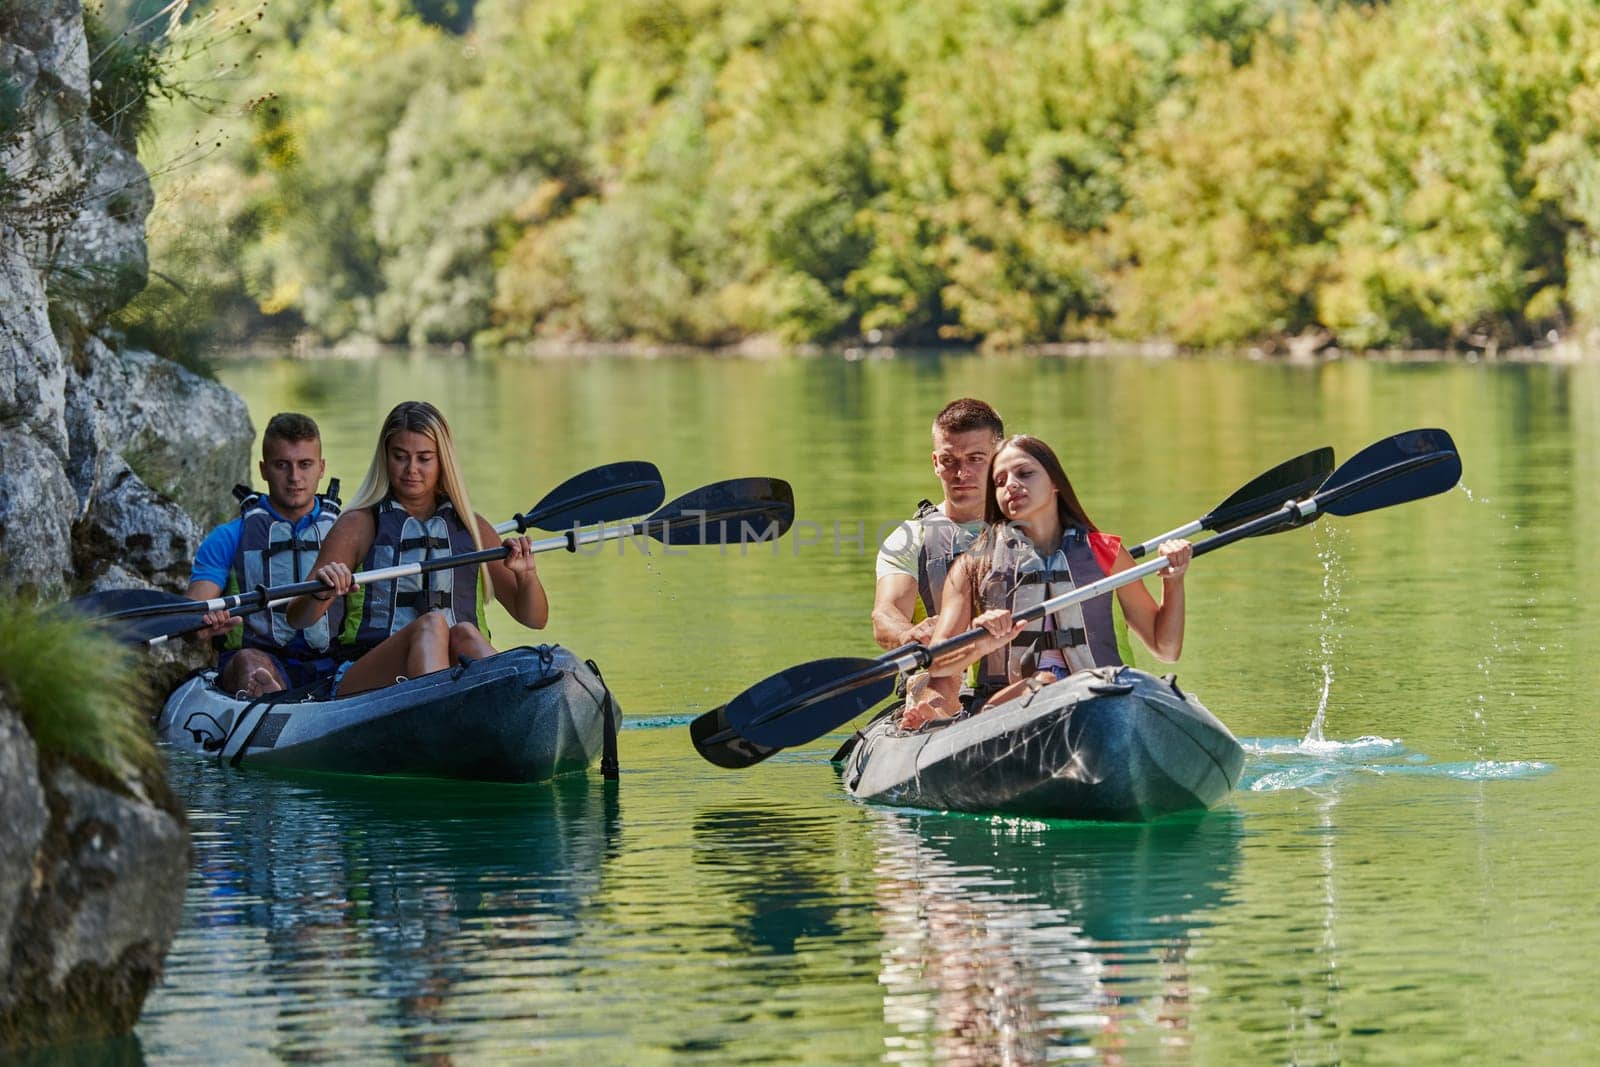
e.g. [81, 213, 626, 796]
[1129, 518, 1204, 560]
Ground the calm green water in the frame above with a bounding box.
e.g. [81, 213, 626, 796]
[125, 352, 1598, 1064]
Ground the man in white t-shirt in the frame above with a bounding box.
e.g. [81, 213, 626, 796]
[871, 398, 1004, 652]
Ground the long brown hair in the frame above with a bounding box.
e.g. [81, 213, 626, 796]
[351, 400, 492, 597]
[967, 435, 1097, 610]
[982, 435, 1097, 533]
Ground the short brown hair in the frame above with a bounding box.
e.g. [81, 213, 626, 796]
[263, 412, 321, 451]
[933, 398, 1003, 439]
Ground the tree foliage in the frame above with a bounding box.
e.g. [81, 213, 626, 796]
[142, 0, 1600, 351]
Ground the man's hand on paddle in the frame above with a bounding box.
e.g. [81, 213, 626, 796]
[194, 609, 241, 641]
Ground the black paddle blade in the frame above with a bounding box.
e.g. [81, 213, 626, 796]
[517, 461, 665, 531]
[105, 611, 215, 646]
[706, 655, 897, 749]
[1319, 428, 1461, 517]
[58, 593, 215, 646]
[689, 706, 785, 769]
[1205, 446, 1335, 533]
[64, 587, 221, 634]
[647, 477, 796, 546]
[65, 587, 191, 620]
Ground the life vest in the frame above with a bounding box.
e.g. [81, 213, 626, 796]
[974, 524, 1123, 695]
[344, 495, 481, 652]
[913, 499, 980, 618]
[224, 482, 343, 654]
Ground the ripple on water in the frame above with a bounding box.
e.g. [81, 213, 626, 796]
[1240, 735, 1555, 791]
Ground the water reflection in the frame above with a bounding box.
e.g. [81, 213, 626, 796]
[146, 760, 618, 1061]
[867, 809, 1243, 1064]
[691, 807, 847, 955]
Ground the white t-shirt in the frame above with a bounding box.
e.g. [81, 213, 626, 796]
[875, 502, 984, 583]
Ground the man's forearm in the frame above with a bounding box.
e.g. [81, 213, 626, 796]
[871, 608, 915, 650]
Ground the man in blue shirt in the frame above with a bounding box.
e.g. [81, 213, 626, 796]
[187, 412, 344, 697]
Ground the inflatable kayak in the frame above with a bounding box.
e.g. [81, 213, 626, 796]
[836, 666, 1244, 821]
[157, 645, 619, 783]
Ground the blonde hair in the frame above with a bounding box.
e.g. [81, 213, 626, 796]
[352, 401, 493, 599]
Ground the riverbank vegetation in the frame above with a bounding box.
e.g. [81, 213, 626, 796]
[0, 599, 156, 772]
[139, 0, 1600, 353]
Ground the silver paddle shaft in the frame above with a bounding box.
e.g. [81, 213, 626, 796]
[1129, 519, 1204, 560]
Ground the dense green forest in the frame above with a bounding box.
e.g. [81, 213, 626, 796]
[120, 0, 1600, 352]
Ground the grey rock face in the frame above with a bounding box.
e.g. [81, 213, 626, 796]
[0, 702, 189, 1051]
[72, 453, 203, 587]
[0, 710, 48, 990]
[2, 0, 92, 98]
[40, 765, 188, 989]
[0, 217, 70, 455]
[0, 427, 76, 598]
[46, 118, 153, 328]
[68, 339, 252, 530]
[1, 0, 241, 1053]
[63, 339, 254, 587]
[1, 2, 253, 602]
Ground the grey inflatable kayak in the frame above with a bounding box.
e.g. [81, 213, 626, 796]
[837, 666, 1244, 821]
[157, 645, 617, 783]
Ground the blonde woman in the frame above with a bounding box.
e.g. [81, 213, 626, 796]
[286, 401, 547, 696]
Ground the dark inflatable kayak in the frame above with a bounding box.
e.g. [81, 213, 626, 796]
[157, 645, 618, 783]
[837, 666, 1244, 821]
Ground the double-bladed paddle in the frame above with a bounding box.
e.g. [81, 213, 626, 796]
[501, 459, 665, 534]
[1127, 446, 1335, 559]
[71, 460, 667, 629]
[689, 428, 1461, 770]
[97, 475, 795, 646]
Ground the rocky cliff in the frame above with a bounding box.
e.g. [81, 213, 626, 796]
[0, 700, 189, 1049]
[2, 0, 252, 601]
[2, 0, 254, 1051]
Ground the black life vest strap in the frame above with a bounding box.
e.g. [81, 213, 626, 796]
[398, 534, 453, 552]
[1009, 627, 1087, 650]
[262, 533, 325, 558]
[396, 589, 451, 612]
[1013, 568, 1074, 586]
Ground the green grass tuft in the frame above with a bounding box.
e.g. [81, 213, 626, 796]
[0, 597, 157, 772]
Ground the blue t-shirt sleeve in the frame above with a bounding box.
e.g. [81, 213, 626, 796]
[190, 519, 242, 588]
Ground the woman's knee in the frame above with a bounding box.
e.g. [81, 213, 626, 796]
[449, 621, 494, 655]
[409, 611, 450, 642]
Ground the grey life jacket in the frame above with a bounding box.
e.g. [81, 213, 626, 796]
[975, 524, 1122, 693]
[228, 482, 343, 654]
[349, 495, 480, 651]
[913, 499, 979, 617]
